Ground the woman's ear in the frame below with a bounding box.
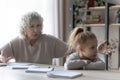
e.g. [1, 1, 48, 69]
[23, 28, 27, 35]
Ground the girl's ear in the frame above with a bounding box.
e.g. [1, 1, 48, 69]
[76, 45, 83, 52]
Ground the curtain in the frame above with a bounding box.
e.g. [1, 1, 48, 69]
[52, 0, 65, 66]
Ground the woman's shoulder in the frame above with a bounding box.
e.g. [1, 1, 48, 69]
[10, 36, 24, 43]
[42, 34, 57, 40]
[41, 34, 64, 43]
[1, 36, 24, 48]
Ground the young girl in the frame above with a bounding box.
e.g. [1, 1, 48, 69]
[64, 26, 112, 70]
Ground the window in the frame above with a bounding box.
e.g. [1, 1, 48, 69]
[0, 0, 58, 48]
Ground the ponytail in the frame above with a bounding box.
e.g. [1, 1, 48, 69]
[67, 27, 84, 53]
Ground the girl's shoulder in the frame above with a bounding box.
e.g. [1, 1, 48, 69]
[67, 52, 80, 60]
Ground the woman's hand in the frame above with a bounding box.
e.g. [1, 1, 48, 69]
[97, 40, 116, 55]
[0, 49, 13, 63]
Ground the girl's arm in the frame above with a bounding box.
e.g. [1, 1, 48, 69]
[85, 58, 105, 70]
[64, 53, 90, 70]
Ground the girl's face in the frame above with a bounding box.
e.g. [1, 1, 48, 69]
[79, 38, 98, 60]
[24, 19, 42, 40]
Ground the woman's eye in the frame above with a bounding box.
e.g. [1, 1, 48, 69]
[38, 24, 42, 27]
[30, 25, 34, 28]
[37, 24, 42, 28]
[37, 24, 40, 27]
[91, 47, 95, 49]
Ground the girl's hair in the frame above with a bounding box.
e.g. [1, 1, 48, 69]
[68, 26, 97, 53]
[19, 11, 43, 38]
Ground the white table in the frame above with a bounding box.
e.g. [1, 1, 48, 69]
[0, 63, 120, 80]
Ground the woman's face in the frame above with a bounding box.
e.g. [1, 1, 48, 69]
[79, 38, 98, 60]
[24, 19, 42, 40]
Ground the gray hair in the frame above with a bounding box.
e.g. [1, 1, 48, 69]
[19, 11, 43, 38]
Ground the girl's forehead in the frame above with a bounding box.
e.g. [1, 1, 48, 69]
[80, 38, 98, 48]
[89, 38, 97, 41]
[84, 38, 98, 45]
[88, 38, 97, 42]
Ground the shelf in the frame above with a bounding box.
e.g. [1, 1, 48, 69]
[84, 24, 105, 27]
[83, 23, 120, 27]
[110, 23, 120, 27]
[79, 6, 105, 12]
[79, 5, 120, 12]
[110, 5, 120, 10]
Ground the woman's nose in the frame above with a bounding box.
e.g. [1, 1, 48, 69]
[33, 27, 39, 32]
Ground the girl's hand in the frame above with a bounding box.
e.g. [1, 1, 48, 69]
[97, 40, 116, 55]
[86, 60, 91, 64]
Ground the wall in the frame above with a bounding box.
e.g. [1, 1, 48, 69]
[63, 0, 75, 42]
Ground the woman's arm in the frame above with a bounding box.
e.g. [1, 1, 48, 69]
[0, 42, 15, 63]
[0, 49, 13, 63]
[52, 36, 68, 58]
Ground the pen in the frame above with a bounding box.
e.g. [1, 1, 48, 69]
[48, 66, 54, 71]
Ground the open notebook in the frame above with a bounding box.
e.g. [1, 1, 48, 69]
[47, 70, 83, 79]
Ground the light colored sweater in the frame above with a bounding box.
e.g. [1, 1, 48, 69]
[64, 52, 105, 70]
[1, 34, 67, 64]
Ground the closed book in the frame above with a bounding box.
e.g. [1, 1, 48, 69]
[25, 67, 54, 73]
[7, 62, 34, 69]
[0, 63, 7, 66]
[47, 70, 83, 79]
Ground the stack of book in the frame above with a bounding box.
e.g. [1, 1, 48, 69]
[86, 15, 101, 24]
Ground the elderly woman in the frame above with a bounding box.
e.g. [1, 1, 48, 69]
[0, 11, 67, 64]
